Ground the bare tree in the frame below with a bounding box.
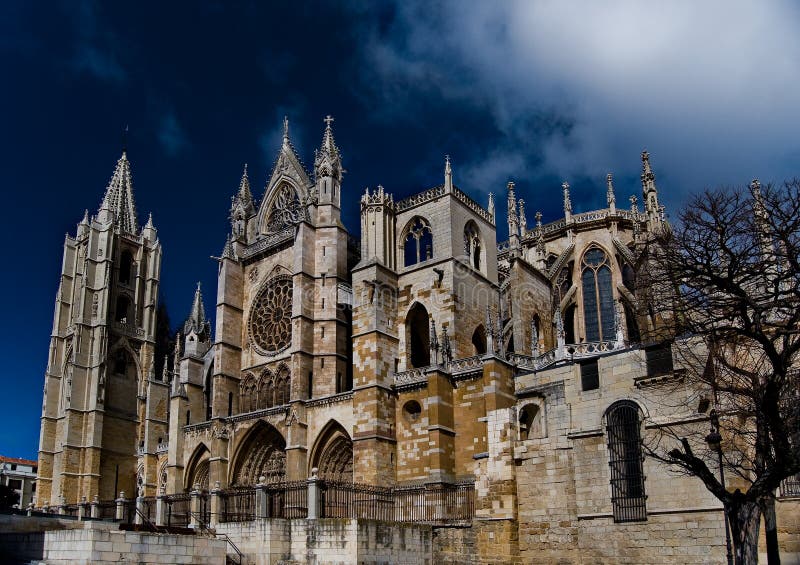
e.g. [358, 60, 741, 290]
[642, 180, 800, 564]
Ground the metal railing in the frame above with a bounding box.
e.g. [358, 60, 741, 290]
[219, 487, 256, 523]
[163, 492, 192, 527]
[320, 480, 475, 525]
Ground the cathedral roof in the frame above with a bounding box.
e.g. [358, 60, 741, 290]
[99, 151, 139, 234]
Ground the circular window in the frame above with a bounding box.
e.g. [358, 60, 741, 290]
[403, 400, 422, 422]
[248, 276, 293, 355]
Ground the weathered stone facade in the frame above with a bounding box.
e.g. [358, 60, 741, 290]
[36, 119, 798, 563]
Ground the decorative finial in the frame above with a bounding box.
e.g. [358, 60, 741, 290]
[283, 116, 289, 143]
[518, 199, 527, 234]
[562, 182, 572, 215]
[606, 173, 616, 208]
[535, 211, 542, 228]
[444, 154, 453, 192]
[630, 195, 639, 215]
[324, 115, 334, 129]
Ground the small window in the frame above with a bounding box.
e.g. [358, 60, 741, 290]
[186, 410, 191, 426]
[403, 400, 422, 422]
[580, 359, 599, 391]
[115, 295, 132, 324]
[8, 479, 21, 489]
[606, 401, 647, 522]
[645, 343, 673, 377]
[228, 392, 233, 417]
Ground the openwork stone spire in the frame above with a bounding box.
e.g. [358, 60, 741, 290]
[314, 115, 342, 181]
[237, 164, 254, 205]
[183, 282, 210, 337]
[98, 151, 138, 234]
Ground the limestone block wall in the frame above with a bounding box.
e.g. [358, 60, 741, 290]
[41, 526, 227, 565]
[215, 518, 291, 564]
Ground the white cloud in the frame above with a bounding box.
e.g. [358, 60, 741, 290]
[354, 0, 800, 210]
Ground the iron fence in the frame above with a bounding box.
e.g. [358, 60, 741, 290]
[320, 481, 393, 520]
[163, 492, 192, 527]
[393, 482, 474, 524]
[220, 487, 257, 523]
[96, 500, 118, 521]
[140, 496, 157, 522]
[320, 480, 474, 524]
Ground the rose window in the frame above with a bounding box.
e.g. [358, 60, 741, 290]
[249, 276, 293, 354]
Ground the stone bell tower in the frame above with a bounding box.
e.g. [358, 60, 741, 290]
[37, 150, 162, 505]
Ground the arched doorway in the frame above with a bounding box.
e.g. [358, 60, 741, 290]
[185, 444, 210, 491]
[231, 422, 286, 485]
[406, 303, 430, 368]
[311, 421, 353, 483]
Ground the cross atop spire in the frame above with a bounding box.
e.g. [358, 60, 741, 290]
[444, 155, 453, 192]
[98, 151, 139, 234]
[314, 114, 342, 181]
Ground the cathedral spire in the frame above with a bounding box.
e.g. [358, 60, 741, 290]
[183, 282, 210, 339]
[314, 115, 342, 182]
[507, 181, 520, 252]
[238, 163, 253, 204]
[641, 150, 660, 219]
[444, 155, 453, 193]
[97, 151, 139, 234]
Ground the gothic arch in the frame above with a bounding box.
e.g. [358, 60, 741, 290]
[239, 372, 258, 414]
[230, 421, 287, 486]
[405, 302, 431, 368]
[463, 220, 483, 271]
[256, 369, 274, 410]
[310, 420, 353, 482]
[273, 363, 291, 406]
[184, 443, 211, 492]
[471, 324, 487, 355]
[401, 216, 433, 267]
[257, 181, 305, 235]
[106, 339, 141, 414]
[580, 244, 616, 342]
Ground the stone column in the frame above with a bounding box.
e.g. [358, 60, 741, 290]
[115, 492, 127, 521]
[135, 495, 144, 525]
[78, 496, 88, 521]
[189, 483, 201, 529]
[90, 495, 100, 519]
[255, 477, 267, 519]
[210, 481, 222, 527]
[307, 468, 320, 520]
[156, 490, 166, 527]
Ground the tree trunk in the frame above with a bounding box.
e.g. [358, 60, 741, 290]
[761, 496, 780, 565]
[728, 499, 761, 565]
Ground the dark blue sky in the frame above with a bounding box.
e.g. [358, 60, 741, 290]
[1, 1, 798, 460]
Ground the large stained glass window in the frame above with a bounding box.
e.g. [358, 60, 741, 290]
[581, 247, 615, 341]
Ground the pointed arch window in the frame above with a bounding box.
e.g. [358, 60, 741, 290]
[464, 221, 482, 270]
[406, 303, 430, 368]
[581, 247, 615, 342]
[605, 401, 647, 522]
[119, 250, 134, 285]
[403, 217, 433, 267]
[265, 183, 303, 233]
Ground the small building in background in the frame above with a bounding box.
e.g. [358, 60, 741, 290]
[0, 455, 37, 509]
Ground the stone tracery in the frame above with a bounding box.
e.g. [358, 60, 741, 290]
[248, 275, 293, 355]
